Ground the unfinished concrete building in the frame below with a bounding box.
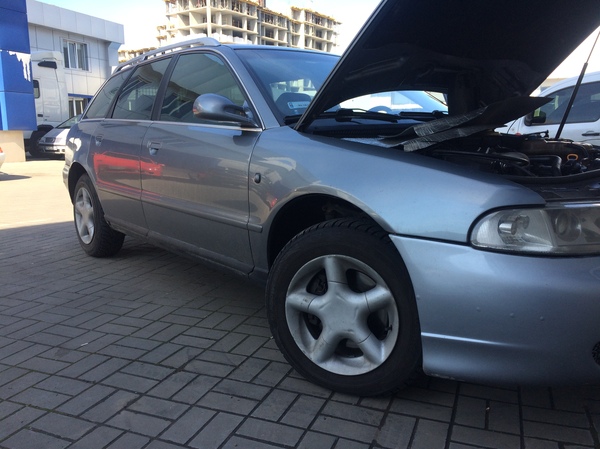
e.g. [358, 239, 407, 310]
[158, 0, 339, 52]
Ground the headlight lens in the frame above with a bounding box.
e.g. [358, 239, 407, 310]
[471, 203, 600, 255]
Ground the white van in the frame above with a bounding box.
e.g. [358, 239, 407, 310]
[25, 51, 70, 157]
[503, 71, 600, 146]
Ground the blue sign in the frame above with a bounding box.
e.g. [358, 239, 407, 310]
[0, 0, 37, 131]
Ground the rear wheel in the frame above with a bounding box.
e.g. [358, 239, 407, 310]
[266, 218, 421, 396]
[73, 174, 124, 257]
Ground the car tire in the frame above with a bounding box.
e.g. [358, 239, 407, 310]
[27, 141, 44, 158]
[73, 174, 125, 257]
[28, 147, 42, 158]
[28, 127, 52, 158]
[266, 218, 421, 396]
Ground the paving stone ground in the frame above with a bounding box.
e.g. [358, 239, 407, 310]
[0, 159, 599, 449]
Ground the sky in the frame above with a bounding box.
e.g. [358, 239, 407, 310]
[37, 0, 600, 80]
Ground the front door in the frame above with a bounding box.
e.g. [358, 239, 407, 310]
[141, 52, 260, 273]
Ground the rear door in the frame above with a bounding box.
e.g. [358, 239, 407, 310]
[141, 52, 260, 273]
[91, 58, 171, 234]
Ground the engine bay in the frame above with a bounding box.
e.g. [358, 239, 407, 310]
[420, 133, 600, 178]
[315, 98, 600, 197]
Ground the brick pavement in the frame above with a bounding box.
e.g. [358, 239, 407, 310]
[0, 159, 599, 449]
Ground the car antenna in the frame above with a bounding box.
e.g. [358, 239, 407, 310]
[555, 29, 600, 139]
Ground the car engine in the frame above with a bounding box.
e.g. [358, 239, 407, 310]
[420, 133, 600, 178]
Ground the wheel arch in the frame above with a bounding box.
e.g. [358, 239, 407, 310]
[266, 193, 387, 269]
[67, 162, 88, 202]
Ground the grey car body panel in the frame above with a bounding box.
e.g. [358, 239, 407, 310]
[393, 235, 600, 385]
[91, 119, 151, 231]
[248, 126, 545, 270]
[141, 121, 260, 271]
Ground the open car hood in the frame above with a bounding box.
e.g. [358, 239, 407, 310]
[297, 0, 600, 130]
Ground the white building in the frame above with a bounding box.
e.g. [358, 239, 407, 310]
[26, 0, 124, 116]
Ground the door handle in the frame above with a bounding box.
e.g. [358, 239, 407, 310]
[147, 141, 162, 156]
[581, 131, 600, 136]
[94, 135, 103, 146]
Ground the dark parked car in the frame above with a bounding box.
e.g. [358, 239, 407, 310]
[64, 0, 600, 395]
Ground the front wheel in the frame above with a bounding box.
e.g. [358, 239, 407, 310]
[266, 218, 421, 396]
[73, 174, 124, 257]
[27, 128, 51, 158]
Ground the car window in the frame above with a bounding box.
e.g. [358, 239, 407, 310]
[237, 49, 338, 119]
[84, 70, 131, 119]
[160, 53, 245, 123]
[112, 58, 171, 120]
[338, 90, 448, 114]
[526, 81, 600, 126]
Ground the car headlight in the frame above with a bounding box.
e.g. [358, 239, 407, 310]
[471, 203, 600, 255]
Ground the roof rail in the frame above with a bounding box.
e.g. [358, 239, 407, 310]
[116, 37, 220, 72]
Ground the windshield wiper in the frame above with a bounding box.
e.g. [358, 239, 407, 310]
[282, 114, 303, 125]
[333, 108, 400, 123]
[291, 108, 447, 127]
[332, 109, 446, 123]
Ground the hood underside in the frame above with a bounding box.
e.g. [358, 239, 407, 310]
[300, 0, 600, 126]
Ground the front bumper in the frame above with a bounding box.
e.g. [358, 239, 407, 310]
[391, 235, 600, 386]
[39, 144, 67, 155]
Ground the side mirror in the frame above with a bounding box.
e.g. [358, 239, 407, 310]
[193, 94, 257, 127]
[525, 110, 546, 126]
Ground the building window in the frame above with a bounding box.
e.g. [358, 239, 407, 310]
[63, 40, 89, 71]
[69, 97, 89, 117]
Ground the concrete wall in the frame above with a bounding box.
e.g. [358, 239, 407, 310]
[0, 131, 27, 162]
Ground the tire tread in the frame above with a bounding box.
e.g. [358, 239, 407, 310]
[74, 174, 124, 258]
[267, 217, 422, 396]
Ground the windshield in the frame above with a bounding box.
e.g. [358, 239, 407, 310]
[338, 91, 447, 115]
[57, 114, 81, 129]
[237, 49, 339, 122]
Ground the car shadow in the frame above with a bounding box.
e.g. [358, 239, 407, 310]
[0, 172, 30, 181]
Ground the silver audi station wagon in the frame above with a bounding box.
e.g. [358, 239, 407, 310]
[64, 0, 600, 395]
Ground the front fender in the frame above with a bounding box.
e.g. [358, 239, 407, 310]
[249, 127, 544, 242]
